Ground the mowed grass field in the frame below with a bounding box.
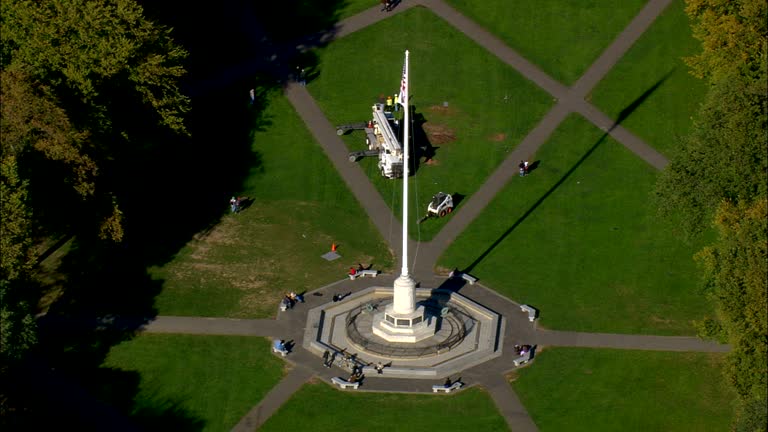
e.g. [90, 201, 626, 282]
[439, 115, 712, 335]
[150, 94, 394, 318]
[590, 0, 707, 156]
[258, 381, 510, 432]
[510, 348, 735, 432]
[102, 335, 286, 432]
[445, 0, 647, 84]
[308, 6, 553, 241]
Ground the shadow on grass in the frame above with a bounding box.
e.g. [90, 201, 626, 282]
[410, 110, 440, 174]
[610, 68, 674, 130]
[462, 132, 610, 274]
[4, 358, 205, 431]
[462, 71, 672, 272]
[13, 1, 351, 430]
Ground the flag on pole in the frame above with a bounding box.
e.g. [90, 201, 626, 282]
[399, 50, 409, 107]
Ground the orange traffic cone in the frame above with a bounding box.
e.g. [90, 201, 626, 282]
[331, 243, 337, 252]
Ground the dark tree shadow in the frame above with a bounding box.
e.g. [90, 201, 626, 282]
[13, 1, 351, 430]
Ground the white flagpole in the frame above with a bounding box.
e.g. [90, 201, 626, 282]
[401, 49, 410, 278]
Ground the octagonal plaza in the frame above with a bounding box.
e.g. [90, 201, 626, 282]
[302, 285, 505, 379]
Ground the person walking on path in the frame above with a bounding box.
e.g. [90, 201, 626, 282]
[523, 160, 529, 176]
[518, 161, 525, 178]
[295, 66, 306, 86]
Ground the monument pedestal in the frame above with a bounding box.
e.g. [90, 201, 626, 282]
[372, 304, 435, 343]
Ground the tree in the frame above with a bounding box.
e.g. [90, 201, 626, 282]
[696, 199, 767, 429]
[656, 2, 768, 429]
[1, 0, 190, 134]
[0, 156, 38, 365]
[654, 64, 767, 236]
[1, 0, 191, 243]
[685, 0, 767, 81]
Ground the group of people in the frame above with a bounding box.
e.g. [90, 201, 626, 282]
[384, 94, 400, 112]
[281, 291, 305, 311]
[518, 160, 530, 177]
[273, 339, 289, 354]
[348, 370, 364, 383]
[514, 344, 533, 356]
[348, 263, 365, 276]
[229, 196, 246, 213]
[380, 0, 397, 12]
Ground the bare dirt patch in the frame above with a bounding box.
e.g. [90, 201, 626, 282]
[427, 104, 459, 116]
[489, 133, 506, 142]
[423, 123, 456, 144]
[649, 315, 673, 325]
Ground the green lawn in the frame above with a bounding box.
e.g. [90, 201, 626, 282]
[102, 334, 285, 432]
[308, 6, 553, 241]
[258, 381, 509, 431]
[150, 94, 394, 318]
[445, 0, 647, 85]
[439, 115, 712, 334]
[511, 348, 735, 431]
[590, 0, 706, 156]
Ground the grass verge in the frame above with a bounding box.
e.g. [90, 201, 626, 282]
[589, 0, 706, 157]
[510, 348, 735, 431]
[258, 381, 509, 431]
[444, 0, 646, 84]
[150, 94, 394, 318]
[309, 6, 553, 241]
[102, 334, 286, 432]
[439, 115, 712, 334]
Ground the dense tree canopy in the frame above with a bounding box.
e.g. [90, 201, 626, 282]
[655, 65, 767, 236]
[1, 0, 190, 134]
[0, 0, 188, 379]
[697, 199, 768, 431]
[657, 1, 767, 430]
[685, 0, 767, 81]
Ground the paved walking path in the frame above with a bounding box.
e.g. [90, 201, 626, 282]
[135, 2, 727, 431]
[231, 367, 315, 432]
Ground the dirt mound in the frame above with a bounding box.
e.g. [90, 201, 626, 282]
[423, 123, 456, 144]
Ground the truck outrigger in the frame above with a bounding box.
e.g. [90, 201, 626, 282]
[343, 102, 404, 179]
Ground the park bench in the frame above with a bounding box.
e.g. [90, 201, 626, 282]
[449, 270, 477, 285]
[432, 381, 463, 393]
[513, 352, 531, 367]
[331, 376, 360, 390]
[349, 269, 379, 280]
[520, 304, 537, 322]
